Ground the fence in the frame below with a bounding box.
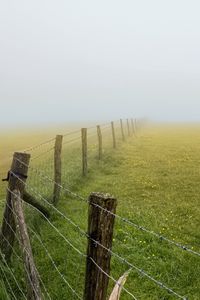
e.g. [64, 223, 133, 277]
[0, 118, 197, 299]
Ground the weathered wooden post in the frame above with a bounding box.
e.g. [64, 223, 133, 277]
[82, 128, 88, 176]
[12, 190, 42, 300]
[53, 134, 63, 205]
[97, 125, 103, 160]
[0, 152, 30, 261]
[131, 118, 136, 136]
[135, 118, 137, 132]
[120, 119, 125, 142]
[111, 121, 116, 149]
[84, 192, 117, 300]
[127, 119, 130, 137]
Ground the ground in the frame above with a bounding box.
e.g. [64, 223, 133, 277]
[0, 123, 200, 299]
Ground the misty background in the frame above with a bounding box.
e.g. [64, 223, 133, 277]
[0, 0, 199, 126]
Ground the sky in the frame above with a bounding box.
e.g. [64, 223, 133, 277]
[0, 0, 200, 126]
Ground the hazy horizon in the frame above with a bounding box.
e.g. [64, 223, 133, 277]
[0, 1, 200, 126]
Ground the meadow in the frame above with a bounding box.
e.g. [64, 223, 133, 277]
[0, 122, 200, 300]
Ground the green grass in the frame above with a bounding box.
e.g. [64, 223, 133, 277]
[1, 123, 200, 299]
[0, 262, 11, 300]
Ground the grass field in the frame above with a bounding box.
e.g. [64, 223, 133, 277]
[0, 123, 200, 300]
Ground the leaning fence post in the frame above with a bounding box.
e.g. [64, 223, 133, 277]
[97, 125, 103, 160]
[120, 119, 125, 142]
[84, 192, 117, 300]
[127, 119, 130, 137]
[82, 128, 88, 176]
[53, 134, 63, 205]
[111, 121, 116, 149]
[12, 189, 42, 300]
[0, 152, 30, 262]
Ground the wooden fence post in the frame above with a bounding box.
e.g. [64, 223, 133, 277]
[12, 189, 42, 300]
[135, 118, 137, 132]
[111, 122, 116, 149]
[120, 119, 125, 142]
[127, 119, 130, 137]
[131, 118, 136, 136]
[0, 152, 30, 262]
[97, 125, 103, 160]
[84, 192, 117, 300]
[82, 128, 88, 176]
[53, 134, 63, 205]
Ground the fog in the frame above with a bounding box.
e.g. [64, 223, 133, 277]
[0, 1, 200, 126]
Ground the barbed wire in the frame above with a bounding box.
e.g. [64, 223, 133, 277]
[10, 188, 86, 259]
[3, 177, 190, 299]
[0, 120, 125, 169]
[0, 119, 127, 172]
[10, 159, 200, 260]
[0, 118, 139, 298]
[87, 125, 98, 130]
[21, 191, 140, 300]
[63, 129, 81, 138]
[30, 146, 55, 161]
[62, 136, 81, 146]
[0, 120, 194, 299]
[0, 261, 18, 300]
[11, 160, 86, 202]
[90, 258, 138, 300]
[1, 212, 51, 300]
[0, 229, 52, 300]
[91, 200, 200, 258]
[87, 121, 115, 130]
[9, 157, 200, 261]
[28, 187, 188, 298]
[7, 178, 188, 299]
[12, 179, 87, 237]
[27, 226, 82, 300]
[89, 236, 188, 299]
[26, 205, 138, 300]
[101, 125, 112, 132]
[22, 137, 56, 153]
[0, 250, 27, 300]
[3, 194, 81, 300]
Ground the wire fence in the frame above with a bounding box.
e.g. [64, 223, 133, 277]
[0, 118, 198, 300]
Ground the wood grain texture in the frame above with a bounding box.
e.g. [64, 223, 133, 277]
[84, 192, 117, 300]
[0, 152, 30, 261]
